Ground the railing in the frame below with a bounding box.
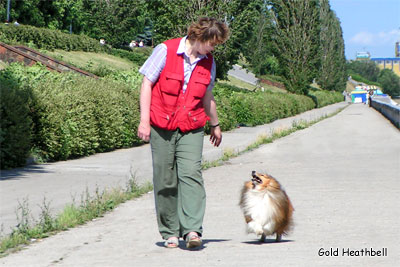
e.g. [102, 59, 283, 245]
[0, 42, 97, 78]
[370, 98, 400, 129]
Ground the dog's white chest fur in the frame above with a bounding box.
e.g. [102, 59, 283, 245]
[241, 190, 278, 235]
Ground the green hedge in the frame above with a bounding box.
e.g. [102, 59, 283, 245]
[109, 47, 153, 67]
[0, 24, 104, 52]
[0, 24, 152, 68]
[0, 64, 344, 168]
[208, 84, 316, 132]
[0, 64, 142, 166]
[308, 89, 344, 108]
[348, 72, 382, 87]
[0, 74, 33, 169]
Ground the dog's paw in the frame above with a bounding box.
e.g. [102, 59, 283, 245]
[248, 221, 263, 235]
[260, 233, 266, 243]
[276, 233, 282, 242]
[262, 222, 276, 235]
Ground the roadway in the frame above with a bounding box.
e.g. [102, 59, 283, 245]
[1, 103, 399, 266]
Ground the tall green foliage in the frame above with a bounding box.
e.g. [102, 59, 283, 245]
[0, 72, 33, 169]
[377, 69, 400, 97]
[241, 1, 280, 76]
[346, 60, 381, 82]
[0, 24, 103, 52]
[317, 0, 346, 91]
[80, 0, 149, 47]
[268, 0, 321, 95]
[346, 60, 400, 97]
[0, 0, 149, 48]
[147, 0, 262, 79]
[1, 0, 349, 95]
[0, 0, 6, 22]
[0, 0, 85, 32]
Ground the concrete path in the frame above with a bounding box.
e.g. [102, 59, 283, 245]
[227, 64, 259, 85]
[1, 102, 347, 236]
[1, 103, 399, 266]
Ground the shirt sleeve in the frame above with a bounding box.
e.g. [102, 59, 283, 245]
[207, 58, 216, 91]
[139, 43, 167, 83]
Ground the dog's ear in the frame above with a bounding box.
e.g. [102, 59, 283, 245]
[252, 171, 257, 178]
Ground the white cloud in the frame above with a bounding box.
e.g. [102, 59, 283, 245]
[350, 31, 374, 45]
[350, 29, 400, 46]
[377, 29, 400, 43]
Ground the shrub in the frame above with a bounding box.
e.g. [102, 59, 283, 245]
[0, 62, 342, 168]
[0, 24, 151, 69]
[31, 74, 141, 161]
[308, 89, 343, 108]
[0, 75, 32, 169]
[0, 63, 142, 165]
[377, 69, 400, 97]
[212, 83, 316, 130]
[0, 24, 104, 52]
[348, 72, 382, 87]
[109, 48, 152, 66]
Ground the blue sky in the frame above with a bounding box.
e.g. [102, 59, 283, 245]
[330, 0, 400, 60]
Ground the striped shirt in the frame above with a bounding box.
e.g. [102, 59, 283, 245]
[139, 36, 216, 93]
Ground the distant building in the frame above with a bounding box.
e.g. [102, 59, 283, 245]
[370, 42, 400, 77]
[356, 51, 370, 61]
[370, 58, 400, 76]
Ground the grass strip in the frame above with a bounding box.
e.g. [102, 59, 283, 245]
[0, 177, 152, 257]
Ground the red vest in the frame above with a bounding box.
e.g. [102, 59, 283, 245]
[150, 38, 213, 132]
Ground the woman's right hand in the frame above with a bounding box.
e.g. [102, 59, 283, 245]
[138, 77, 153, 143]
[137, 121, 151, 142]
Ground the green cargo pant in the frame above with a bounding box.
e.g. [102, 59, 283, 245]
[150, 126, 206, 240]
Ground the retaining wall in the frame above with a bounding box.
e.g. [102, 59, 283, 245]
[371, 99, 400, 129]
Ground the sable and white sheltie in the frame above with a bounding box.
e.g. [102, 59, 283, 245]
[239, 171, 294, 242]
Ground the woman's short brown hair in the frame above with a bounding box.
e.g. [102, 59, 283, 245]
[187, 17, 229, 46]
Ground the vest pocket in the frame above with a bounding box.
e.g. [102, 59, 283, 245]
[160, 72, 182, 106]
[187, 108, 208, 130]
[192, 77, 209, 98]
[162, 72, 182, 96]
[150, 107, 175, 130]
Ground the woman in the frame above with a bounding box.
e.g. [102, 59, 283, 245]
[137, 17, 229, 249]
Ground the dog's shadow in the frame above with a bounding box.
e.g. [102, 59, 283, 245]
[156, 238, 231, 250]
[243, 238, 294, 245]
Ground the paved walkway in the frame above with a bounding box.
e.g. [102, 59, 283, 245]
[1, 102, 399, 266]
[1, 102, 347, 236]
[227, 64, 259, 85]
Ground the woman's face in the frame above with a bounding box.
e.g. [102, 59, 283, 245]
[197, 41, 215, 55]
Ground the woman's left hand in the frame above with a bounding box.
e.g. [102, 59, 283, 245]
[209, 125, 222, 147]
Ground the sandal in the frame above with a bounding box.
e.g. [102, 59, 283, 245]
[164, 237, 179, 248]
[185, 232, 202, 248]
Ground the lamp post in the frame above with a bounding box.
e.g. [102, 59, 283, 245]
[6, 0, 11, 23]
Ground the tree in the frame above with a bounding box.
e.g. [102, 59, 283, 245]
[0, 0, 150, 47]
[268, 0, 321, 95]
[346, 60, 381, 82]
[377, 69, 400, 97]
[1, 0, 46, 26]
[0, 0, 6, 22]
[317, 0, 346, 91]
[0, 0, 89, 34]
[136, 25, 153, 46]
[80, 0, 149, 47]
[147, 0, 262, 79]
[241, 0, 281, 76]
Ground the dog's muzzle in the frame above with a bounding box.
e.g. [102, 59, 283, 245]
[251, 171, 262, 184]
